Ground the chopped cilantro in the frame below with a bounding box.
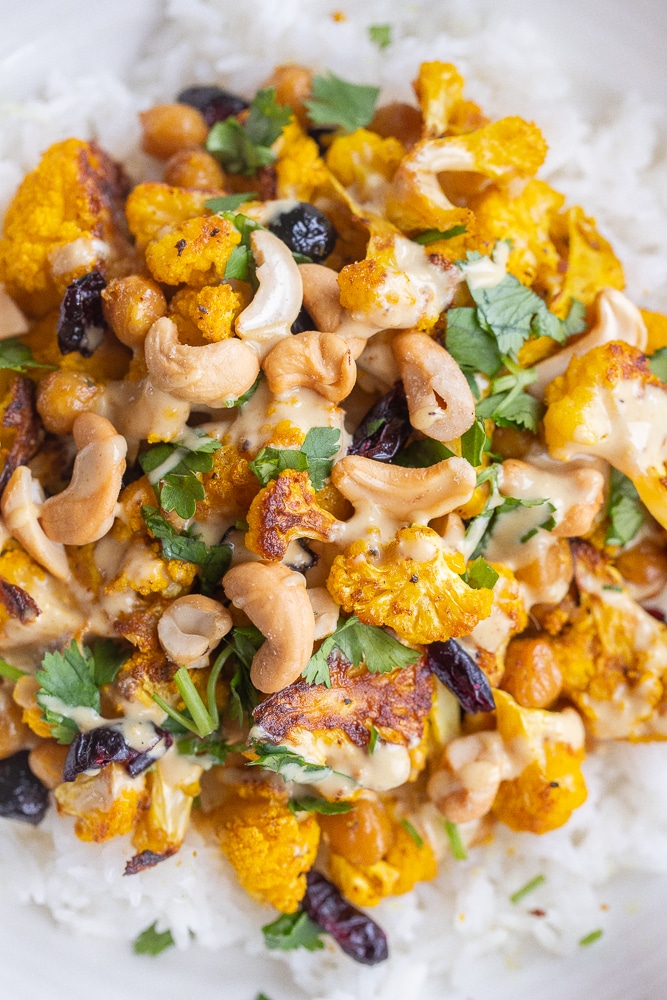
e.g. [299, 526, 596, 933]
[176, 732, 240, 766]
[204, 192, 258, 213]
[444, 819, 467, 860]
[226, 625, 264, 725]
[305, 73, 379, 132]
[368, 723, 380, 754]
[249, 426, 340, 491]
[262, 911, 325, 952]
[445, 309, 503, 377]
[153, 644, 231, 740]
[460, 419, 487, 467]
[218, 211, 267, 284]
[132, 922, 175, 957]
[463, 556, 499, 590]
[413, 224, 467, 244]
[510, 874, 546, 904]
[579, 929, 604, 947]
[288, 796, 354, 815]
[368, 24, 392, 50]
[0, 338, 56, 374]
[224, 372, 262, 408]
[247, 741, 333, 783]
[649, 347, 667, 383]
[206, 88, 291, 176]
[141, 506, 231, 594]
[400, 818, 424, 848]
[393, 438, 455, 468]
[139, 432, 222, 520]
[474, 355, 542, 432]
[605, 469, 644, 547]
[302, 615, 419, 687]
[0, 658, 26, 682]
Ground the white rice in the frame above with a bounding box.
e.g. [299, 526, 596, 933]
[1, 2, 667, 998]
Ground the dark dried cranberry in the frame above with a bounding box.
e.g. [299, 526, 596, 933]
[0, 750, 49, 825]
[57, 270, 107, 357]
[177, 85, 248, 126]
[647, 608, 666, 622]
[348, 383, 411, 462]
[62, 724, 172, 782]
[425, 639, 495, 714]
[303, 871, 388, 965]
[268, 203, 337, 263]
[124, 848, 176, 876]
[307, 126, 336, 154]
[291, 305, 315, 334]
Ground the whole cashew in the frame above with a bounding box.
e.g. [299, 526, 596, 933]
[393, 331, 476, 441]
[262, 330, 357, 402]
[222, 561, 315, 694]
[235, 230, 303, 358]
[299, 263, 343, 332]
[144, 316, 260, 407]
[157, 594, 232, 666]
[427, 731, 511, 824]
[0, 466, 69, 580]
[0, 284, 29, 340]
[40, 412, 127, 546]
[529, 288, 647, 399]
[499, 458, 605, 538]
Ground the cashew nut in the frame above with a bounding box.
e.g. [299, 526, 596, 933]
[235, 230, 303, 358]
[307, 586, 340, 640]
[262, 330, 357, 402]
[299, 263, 343, 332]
[499, 458, 605, 538]
[0, 466, 69, 580]
[222, 561, 315, 693]
[0, 284, 29, 340]
[427, 731, 511, 824]
[331, 454, 476, 533]
[40, 412, 127, 546]
[157, 595, 232, 667]
[529, 288, 648, 399]
[144, 316, 260, 407]
[393, 331, 476, 441]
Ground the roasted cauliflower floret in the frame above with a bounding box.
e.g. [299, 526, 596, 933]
[325, 129, 405, 211]
[212, 781, 319, 913]
[543, 341, 667, 528]
[0, 139, 129, 316]
[131, 755, 201, 859]
[195, 444, 260, 521]
[54, 764, 148, 843]
[245, 469, 341, 560]
[125, 182, 221, 251]
[543, 206, 625, 316]
[168, 283, 249, 342]
[144, 214, 240, 287]
[413, 61, 487, 138]
[327, 525, 494, 645]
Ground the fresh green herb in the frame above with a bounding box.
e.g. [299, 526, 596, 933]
[153, 647, 231, 740]
[510, 874, 546, 904]
[302, 615, 419, 687]
[400, 818, 424, 848]
[224, 372, 262, 408]
[176, 732, 241, 765]
[255, 995, 274, 1000]
[463, 556, 499, 590]
[605, 469, 644, 547]
[288, 796, 354, 815]
[446, 309, 504, 377]
[206, 88, 291, 176]
[444, 819, 467, 861]
[305, 73, 379, 132]
[474, 355, 543, 432]
[368, 23, 392, 50]
[0, 339, 56, 374]
[247, 741, 334, 783]
[262, 911, 325, 952]
[141, 506, 231, 594]
[0, 658, 26, 682]
[226, 625, 264, 725]
[249, 426, 340, 491]
[602, 584, 623, 592]
[460, 419, 487, 467]
[35, 640, 129, 744]
[139, 432, 222, 520]
[393, 438, 455, 468]
[413, 225, 467, 245]
[368, 723, 380, 755]
[132, 922, 175, 957]
[519, 502, 557, 543]
[204, 192, 259, 213]
[219, 212, 267, 284]
[648, 347, 667, 382]
[579, 929, 604, 947]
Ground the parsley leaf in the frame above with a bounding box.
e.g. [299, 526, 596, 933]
[648, 347, 667, 383]
[206, 88, 291, 176]
[305, 73, 379, 132]
[204, 192, 258, 213]
[413, 224, 467, 245]
[0, 339, 56, 374]
[248, 741, 333, 783]
[288, 796, 354, 815]
[249, 426, 340, 491]
[133, 923, 175, 957]
[302, 616, 419, 687]
[605, 469, 644, 547]
[262, 911, 324, 953]
[368, 24, 392, 50]
[141, 506, 231, 594]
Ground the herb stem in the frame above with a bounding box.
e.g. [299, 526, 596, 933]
[173, 666, 215, 738]
[0, 658, 27, 682]
[510, 874, 546, 904]
[444, 819, 467, 860]
[579, 929, 603, 947]
[206, 646, 234, 730]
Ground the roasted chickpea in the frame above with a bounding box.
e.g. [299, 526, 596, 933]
[502, 636, 562, 709]
[29, 741, 69, 790]
[318, 796, 392, 866]
[369, 102, 423, 147]
[615, 538, 667, 597]
[163, 148, 226, 189]
[140, 103, 209, 160]
[102, 275, 167, 350]
[36, 371, 104, 435]
[263, 64, 313, 129]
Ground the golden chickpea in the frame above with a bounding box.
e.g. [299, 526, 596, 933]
[29, 741, 70, 790]
[101, 275, 167, 350]
[163, 148, 226, 189]
[615, 538, 667, 595]
[502, 636, 562, 709]
[369, 102, 423, 147]
[263, 64, 313, 129]
[36, 371, 103, 435]
[140, 103, 209, 160]
[318, 796, 392, 866]
[491, 425, 535, 460]
[516, 537, 574, 601]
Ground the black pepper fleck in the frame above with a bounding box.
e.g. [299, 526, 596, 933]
[410, 574, 419, 583]
[175, 239, 187, 255]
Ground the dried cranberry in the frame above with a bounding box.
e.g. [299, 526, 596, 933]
[268, 203, 337, 263]
[348, 383, 411, 462]
[647, 608, 666, 622]
[291, 305, 315, 334]
[62, 724, 171, 782]
[177, 85, 248, 126]
[0, 750, 49, 825]
[57, 271, 107, 357]
[303, 871, 388, 965]
[425, 639, 495, 714]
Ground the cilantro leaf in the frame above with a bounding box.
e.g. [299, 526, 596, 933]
[463, 557, 499, 590]
[288, 796, 354, 815]
[205, 192, 258, 213]
[393, 438, 455, 468]
[249, 426, 340, 490]
[227, 625, 264, 725]
[141, 506, 231, 594]
[0, 339, 56, 374]
[302, 616, 419, 687]
[605, 469, 644, 547]
[649, 347, 667, 383]
[413, 224, 467, 244]
[474, 355, 543, 432]
[368, 723, 380, 754]
[176, 732, 240, 766]
[305, 73, 379, 132]
[467, 271, 567, 356]
[91, 639, 130, 686]
[206, 88, 291, 176]
[368, 24, 392, 50]
[460, 420, 487, 467]
[224, 372, 262, 408]
[140, 433, 222, 520]
[445, 309, 503, 377]
[561, 299, 587, 338]
[262, 911, 325, 953]
[248, 741, 333, 783]
[248, 445, 308, 485]
[133, 923, 175, 957]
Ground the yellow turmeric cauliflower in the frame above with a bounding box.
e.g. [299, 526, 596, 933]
[326, 129, 405, 210]
[245, 469, 340, 560]
[327, 524, 494, 644]
[168, 282, 249, 343]
[213, 781, 319, 913]
[54, 764, 148, 843]
[125, 182, 221, 251]
[144, 214, 240, 287]
[131, 756, 201, 859]
[543, 205, 625, 316]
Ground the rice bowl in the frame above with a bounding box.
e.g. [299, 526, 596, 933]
[1, 2, 667, 999]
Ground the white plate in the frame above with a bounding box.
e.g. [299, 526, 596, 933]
[1, 2, 667, 999]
